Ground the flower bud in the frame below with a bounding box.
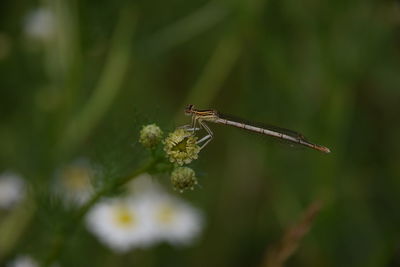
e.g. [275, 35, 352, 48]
[170, 167, 198, 193]
[139, 124, 163, 149]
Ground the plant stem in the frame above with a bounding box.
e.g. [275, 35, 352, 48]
[43, 158, 157, 266]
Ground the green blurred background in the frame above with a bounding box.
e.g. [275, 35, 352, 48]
[1, 0, 400, 266]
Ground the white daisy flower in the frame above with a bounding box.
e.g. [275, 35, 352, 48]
[6, 255, 38, 267]
[24, 7, 55, 43]
[55, 159, 94, 206]
[0, 172, 26, 209]
[85, 197, 158, 253]
[146, 194, 203, 246]
[129, 174, 204, 246]
[86, 173, 204, 252]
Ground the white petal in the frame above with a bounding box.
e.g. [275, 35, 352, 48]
[0, 172, 25, 209]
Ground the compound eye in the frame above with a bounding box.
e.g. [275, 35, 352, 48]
[184, 104, 193, 115]
[185, 104, 193, 112]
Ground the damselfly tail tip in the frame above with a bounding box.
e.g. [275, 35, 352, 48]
[319, 146, 331, 153]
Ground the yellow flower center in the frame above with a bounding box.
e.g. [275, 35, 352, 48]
[156, 205, 175, 224]
[114, 206, 136, 228]
[172, 138, 188, 152]
[62, 167, 91, 191]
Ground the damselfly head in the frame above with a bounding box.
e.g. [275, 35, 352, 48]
[184, 104, 194, 115]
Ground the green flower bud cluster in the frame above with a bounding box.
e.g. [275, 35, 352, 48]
[170, 167, 198, 193]
[139, 124, 163, 149]
[139, 124, 200, 193]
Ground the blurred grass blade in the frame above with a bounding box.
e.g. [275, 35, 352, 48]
[141, 1, 228, 54]
[59, 7, 137, 156]
[176, 32, 241, 120]
[0, 196, 36, 263]
[46, 0, 82, 84]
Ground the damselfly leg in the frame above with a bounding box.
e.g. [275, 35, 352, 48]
[178, 124, 200, 132]
[180, 115, 214, 150]
[196, 120, 213, 150]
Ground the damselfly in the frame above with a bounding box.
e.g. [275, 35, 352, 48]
[182, 104, 331, 153]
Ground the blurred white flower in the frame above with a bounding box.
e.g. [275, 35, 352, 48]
[0, 172, 26, 209]
[86, 174, 204, 252]
[55, 159, 94, 206]
[24, 7, 55, 43]
[146, 194, 203, 246]
[85, 197, 157, 253]
[6, 255, 38, 267]
[130, 174, 203, 245]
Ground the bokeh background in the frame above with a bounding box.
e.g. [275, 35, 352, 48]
[1, 0, 400, 266]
